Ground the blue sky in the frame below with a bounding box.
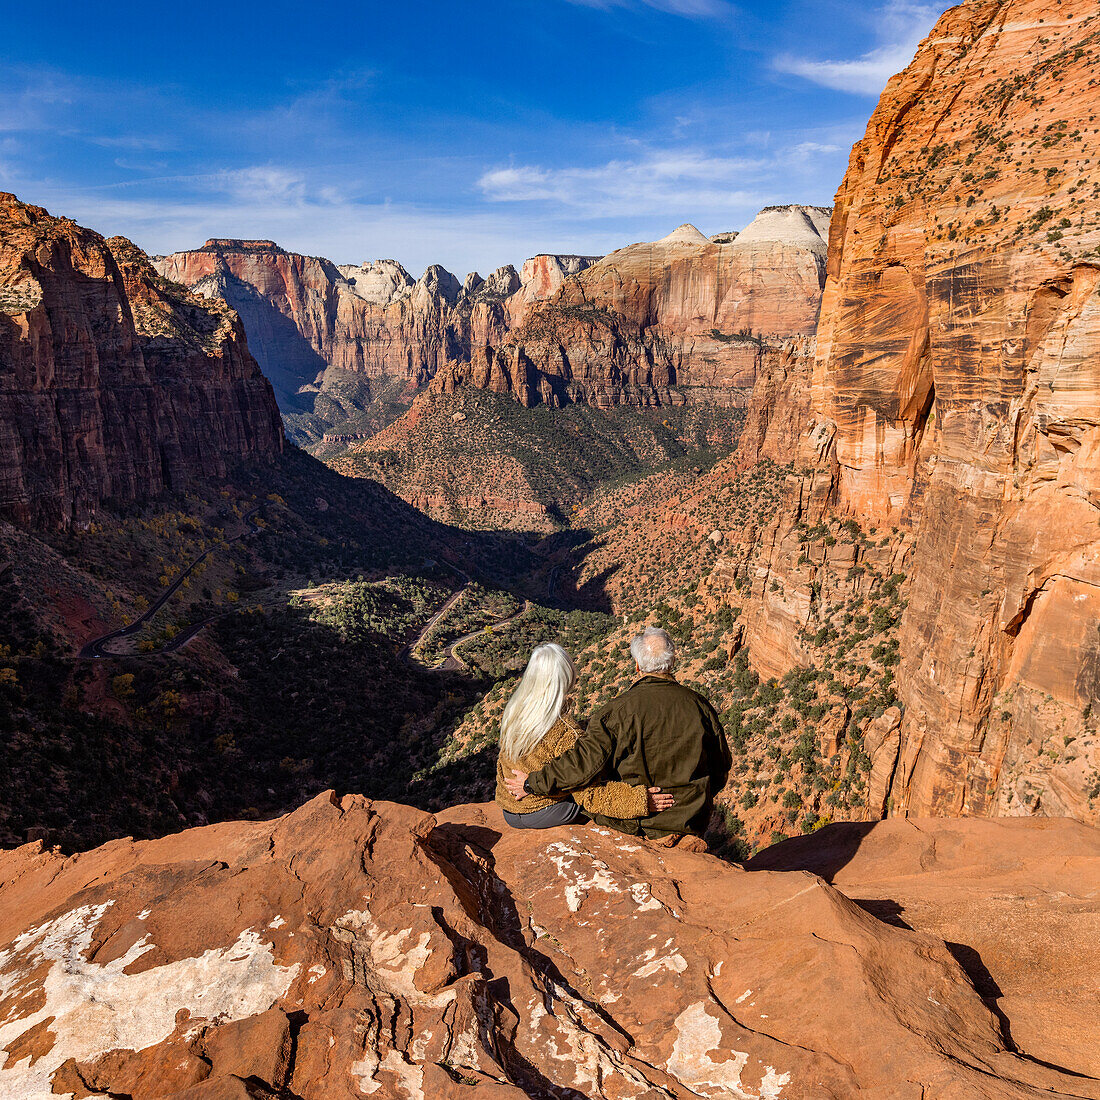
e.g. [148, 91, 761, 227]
[0, 0, 941, 275]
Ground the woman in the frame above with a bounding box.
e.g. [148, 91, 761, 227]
[495, 642, 673, 829]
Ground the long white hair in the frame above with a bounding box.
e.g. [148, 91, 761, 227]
[499, 643, 575, 761]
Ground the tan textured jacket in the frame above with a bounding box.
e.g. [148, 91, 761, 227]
[496, 717, 649, 819]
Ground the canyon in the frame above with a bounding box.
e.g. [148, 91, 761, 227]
[154, 205, 830, 443]
[1, 0, 1097, 839]
[3, 0, 1100, 1093]
[428, 0, 1100, 838]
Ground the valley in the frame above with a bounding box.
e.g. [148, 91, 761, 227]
[3, 0, 1100, 1095]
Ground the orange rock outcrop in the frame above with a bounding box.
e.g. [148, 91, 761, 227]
[1, 793, 1097, 1097]
[810, 0, 1100, 821]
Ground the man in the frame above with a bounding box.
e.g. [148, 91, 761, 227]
[504, 626, 731, 847]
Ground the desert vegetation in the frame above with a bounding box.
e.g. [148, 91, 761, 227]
[330, 388, 745, 533]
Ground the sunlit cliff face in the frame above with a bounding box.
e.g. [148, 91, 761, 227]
[807, 0, 1100, 820]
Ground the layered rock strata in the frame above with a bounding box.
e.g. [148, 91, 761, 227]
[726, 0, 1100, 823]
[1, 793, 1097, 1098]
[156, 207, 829, 436]
[805, 0, 1100, 821]
[154, 241, 600, 438]
[0, 196, 283, 530]
[433, 209, 831, 409]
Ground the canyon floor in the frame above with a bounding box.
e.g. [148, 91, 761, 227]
[0, 435, 952, 863]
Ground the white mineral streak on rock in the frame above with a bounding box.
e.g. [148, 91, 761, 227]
[759, 1067, 791, 1099]
[354, 1025, 440, 1095]
[359, 1049, 425, 1099]
[307, 964, 327, 983]
[449, 1010, 483, 1068]
[629, 882, 663, 911]
[633, 953, 688, 978]
[332, 909, 455, 1008]
[0, 902, 298, 1100]
[351, 1049, 383, 1095]
[536, 976, 656, 1097]
[666, 1001, 790, 1099]
[545, 841, 622, 912]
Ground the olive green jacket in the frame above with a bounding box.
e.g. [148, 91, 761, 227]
[495, 717, 650, 819]
[524, 675, 732, 838]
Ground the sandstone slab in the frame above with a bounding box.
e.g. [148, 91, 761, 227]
[1, 794, 1097, 1098]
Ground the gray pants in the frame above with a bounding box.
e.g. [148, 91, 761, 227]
[503, 799, 583, 829]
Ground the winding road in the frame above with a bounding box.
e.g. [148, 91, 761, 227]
[77, 506, 265, 659]
[402, 563, 532, 674]
[79, 517, 531, 673]
[439, 600, 532, 671]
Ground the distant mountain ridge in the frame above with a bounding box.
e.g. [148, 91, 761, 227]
[155, 205, 830, 442]
[153, 240, 604, 443]
[433, 206, 832, 409]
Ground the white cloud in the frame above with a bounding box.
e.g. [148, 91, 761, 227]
[9, 176, 623, 277]
[564, 0, 732, 19]
[478, 150, 768, 217]
[474, 135, 848, 222]
[217, 166, 308, 203]
[775, 1, 940, 96]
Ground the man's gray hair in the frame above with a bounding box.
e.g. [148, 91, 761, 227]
[630, 626, 676, 674]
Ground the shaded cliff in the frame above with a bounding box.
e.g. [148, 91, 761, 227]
[154, 241, 601, 443]
[0, 196, 283, 530]
[1, 795, 1097, 1097]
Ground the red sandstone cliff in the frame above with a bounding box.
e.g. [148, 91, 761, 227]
[433, 209, 831, 409]
[735, 0, 1100, 823]
[156, 207, 829, 435]
[0, 196, 283, 530]
[154, 242, 597, 440]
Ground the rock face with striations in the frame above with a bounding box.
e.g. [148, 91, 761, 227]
[432, 208, 831, 409]
[156, 208, 829, 438]
[0, 196, 283, 531]
[1, 793, 1097, 1099]
[154, 241, 601, 441]
[798, 0, 1100, 822]
[720, 0, 1100, 827]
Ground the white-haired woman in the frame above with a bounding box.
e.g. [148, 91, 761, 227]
[495, 642, 673, 829]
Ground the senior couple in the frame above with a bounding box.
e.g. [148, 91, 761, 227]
[496, 626, 731, 850]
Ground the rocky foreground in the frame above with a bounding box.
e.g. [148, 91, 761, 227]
[1, 795, 1097, 1098]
